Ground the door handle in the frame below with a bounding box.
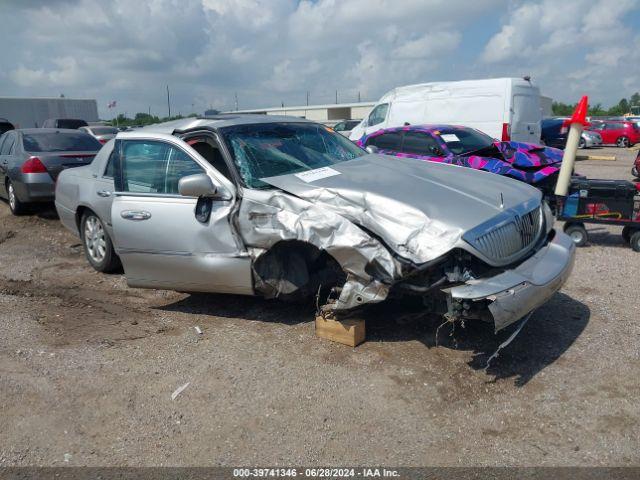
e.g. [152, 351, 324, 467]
[97, 190, 112, 197]
[120, 210, 151, 221]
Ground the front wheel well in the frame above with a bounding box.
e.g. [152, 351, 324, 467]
[252, 240, 346, 303]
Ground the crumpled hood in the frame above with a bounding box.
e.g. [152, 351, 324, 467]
[494, 141, 563, 168]
[262, 154, 541, 264]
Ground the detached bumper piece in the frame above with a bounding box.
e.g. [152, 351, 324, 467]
[446, 231, 576, 331]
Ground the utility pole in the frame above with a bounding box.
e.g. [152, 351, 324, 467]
[166, 85, 171, 118]
[148, 106, 151, 117]
[335, 90, 338, 104]
[358, 91, 361, 102]
[306, 91, 309, 106]
[234, 92, 238, 111]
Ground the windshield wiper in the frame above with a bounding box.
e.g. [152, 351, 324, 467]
[460, 144, 499, 157]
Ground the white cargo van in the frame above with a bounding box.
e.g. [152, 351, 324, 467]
[349, 77, 542, 143]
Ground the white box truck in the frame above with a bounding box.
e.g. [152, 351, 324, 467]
[349, 77, 542, 144]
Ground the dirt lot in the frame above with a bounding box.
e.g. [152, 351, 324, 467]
[0, 147, 638, 467]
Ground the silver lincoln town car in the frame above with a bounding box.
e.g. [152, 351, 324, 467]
[55, 115, 575, 332]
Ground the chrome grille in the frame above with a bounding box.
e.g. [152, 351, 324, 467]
[472, 206, 542, 263]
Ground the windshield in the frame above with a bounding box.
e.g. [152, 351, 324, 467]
[221, 122, 366, 188]
[436, 127, 495, 155]
[57, 119, 88, 129]
[23, 132, 102, 152]
[90, 127, 118, 135]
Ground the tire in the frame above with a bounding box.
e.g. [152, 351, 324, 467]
[564, 223, 588, 247]
[622, 226, 633, 244]
[578, 138, 586, 149]
[631, 231, 640, 253]
[80, 211, 121, 273]
[616, 136, 630, 148]
[632, 166, 639, 179]
[6, 180, 28, 215]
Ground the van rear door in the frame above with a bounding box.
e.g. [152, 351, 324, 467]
[511, 93, 541, 143]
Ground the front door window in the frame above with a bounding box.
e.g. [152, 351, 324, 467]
[119, 140, 204, 194]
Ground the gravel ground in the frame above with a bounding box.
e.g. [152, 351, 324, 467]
[0, 146, 638, 466]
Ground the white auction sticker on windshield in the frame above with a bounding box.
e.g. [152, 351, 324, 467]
[294, 167, 341, 183]
[440, 134, 460, 142]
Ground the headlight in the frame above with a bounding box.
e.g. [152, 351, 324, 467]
[543, 201, 554, 234]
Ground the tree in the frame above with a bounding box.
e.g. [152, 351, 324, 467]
[552, 101, 575, 116]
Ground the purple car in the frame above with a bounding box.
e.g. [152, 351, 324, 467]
[355, 125, 563, 195]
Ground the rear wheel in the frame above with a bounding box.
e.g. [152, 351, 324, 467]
[6, 180, 28, 215]
[630, 231, 640, 252]
[564, 222, 588, 247]
[578, 138, 586, 149]
[80, 211, 121, 273]
[616, 136, 630, 148]
[622, 226, 634, 243]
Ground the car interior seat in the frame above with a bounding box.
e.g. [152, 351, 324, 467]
[191, 142, 232, 181]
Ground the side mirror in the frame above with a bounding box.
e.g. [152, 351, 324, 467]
[178, 173, 218, 197]
[365, 145, 379, 154]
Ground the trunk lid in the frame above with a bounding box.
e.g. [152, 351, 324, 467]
[31, 151, 97, 180]
[494, 141, 563, 168]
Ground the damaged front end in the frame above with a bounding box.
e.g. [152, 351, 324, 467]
[236, 155, 575, 333]
[444, 229, 575, 331]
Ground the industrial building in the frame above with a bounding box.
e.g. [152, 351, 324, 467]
[0, 97, 99, 128]
[229, 101, 375, 122]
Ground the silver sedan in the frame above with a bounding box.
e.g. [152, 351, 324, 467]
[55, 115, 575, 333]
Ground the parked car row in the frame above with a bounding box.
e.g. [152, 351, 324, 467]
[589, 120, 640, 147]
[541, 118, 603, 149]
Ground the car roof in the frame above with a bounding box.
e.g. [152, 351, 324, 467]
[14, 128, 89, 134]
[134, 114, 314, 135]
[372, 124, 474, 134]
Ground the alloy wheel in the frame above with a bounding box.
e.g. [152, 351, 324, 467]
[84, 215, 107, 263]
[8, 183, 16, 211]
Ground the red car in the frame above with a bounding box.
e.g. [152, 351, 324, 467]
[632, 149, 640, 179]
[588, 121, 640, 147]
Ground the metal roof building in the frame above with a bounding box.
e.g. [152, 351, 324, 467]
[227, 101, 375, 122]
[0, 97, 99, 128]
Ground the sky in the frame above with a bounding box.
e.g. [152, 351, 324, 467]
[0, 0, 639, 119]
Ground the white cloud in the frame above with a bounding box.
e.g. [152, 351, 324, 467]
[480, 0, 640, 105]
[0, 0, 638, 118]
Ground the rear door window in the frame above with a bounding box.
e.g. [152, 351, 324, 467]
[402, 132, 442, 156]
[23, 132, 101, 152]
[104, 151, 116, 178]
[367, 131, 402, 151]
[119, 140, 204, 195]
